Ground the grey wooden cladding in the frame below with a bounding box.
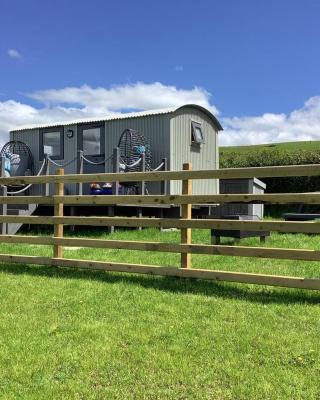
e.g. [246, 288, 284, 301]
[169, 106, 218, 195]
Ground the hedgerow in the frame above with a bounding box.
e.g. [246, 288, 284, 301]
[220, 148, 320, 193]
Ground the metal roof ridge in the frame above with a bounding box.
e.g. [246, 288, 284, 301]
[10, 104, 223, 132]
[10, 106, 177, 132]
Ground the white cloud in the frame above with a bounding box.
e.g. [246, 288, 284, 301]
[28, 82, 216, 114]
[220, 96, 320, 146]
[0, 100, 90, 145]
[0, 82, 216, 146]
[7, 49, 22, 59]
[1, 82, 320, 149]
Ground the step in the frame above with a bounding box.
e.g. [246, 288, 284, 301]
[6, 204, 29, 211]
[3, 204, 38, 235]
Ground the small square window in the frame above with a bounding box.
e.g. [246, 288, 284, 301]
[191, 121, 204, 144]
[40, 127, 64, 160]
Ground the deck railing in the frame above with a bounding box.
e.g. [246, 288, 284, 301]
[0, 163, 320, 290]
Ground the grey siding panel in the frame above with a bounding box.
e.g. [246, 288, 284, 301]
[63, 124, 77, 195]
[11, 125, 78, 195]
[10, 116, 171, 196]
[252, 179, 265, 218]
[104, 114, 170, 194]
[11, 129, 40, 165]
[11, 129, 41, 195]
[169, 107, 218, 195]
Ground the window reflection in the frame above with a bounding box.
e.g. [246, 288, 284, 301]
[83, 128, 101, 155]
[43, 131, 61, 157]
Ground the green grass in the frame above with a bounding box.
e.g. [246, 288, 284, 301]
[220, 140, 320, 155]
[0, 228, 319, 399]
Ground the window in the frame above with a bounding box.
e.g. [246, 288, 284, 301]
[191, 121, 204, 144]
[83, 127, 101, 155]
[40, 127, 64, 160]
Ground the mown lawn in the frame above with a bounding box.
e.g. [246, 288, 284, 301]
[0, 228, 319, 399]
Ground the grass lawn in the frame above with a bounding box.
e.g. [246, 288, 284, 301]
[0, 228, 319, 399]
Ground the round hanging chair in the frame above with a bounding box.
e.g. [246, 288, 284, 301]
[118, 128, 151, 171]
[117, 129, 152, 192]
[117, 128, 152, 171]
[0, 140, 34, 191]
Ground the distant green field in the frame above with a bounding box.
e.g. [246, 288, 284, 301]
[220, 140, 320, 155]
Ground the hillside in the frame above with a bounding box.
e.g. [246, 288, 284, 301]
[220, 140, 320, 157]
[219, 140, 320, 194]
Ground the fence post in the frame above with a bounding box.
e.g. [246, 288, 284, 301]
[139, 152, 146, 195]
[112, 147, 120, 195]
[0, 156, 7, 235]
[53, 169, 64, 258]
[44, 154, 50, 196]
[181, 163, 192, 268]
[136, 153, 146, 231]
[107, 147, 120, 234]
[160, 157, 168, 195]
[77, 150, 83, 196]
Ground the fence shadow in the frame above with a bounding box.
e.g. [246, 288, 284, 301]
[0, 261, 319, 306]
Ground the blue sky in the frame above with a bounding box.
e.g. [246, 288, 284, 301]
[0, 0, 320, 145]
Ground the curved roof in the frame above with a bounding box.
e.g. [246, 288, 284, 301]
[10, 104, 223, 132]
[174, 104, 223, 131]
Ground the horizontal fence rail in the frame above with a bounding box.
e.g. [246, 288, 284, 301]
[0, 163, 320, 185]
[0, 163, 320, 291]
[0, 254, 318, 290]
[0, 215, 319, 233]
[2, 234, 320, 262]
[2, 193, 320, 206]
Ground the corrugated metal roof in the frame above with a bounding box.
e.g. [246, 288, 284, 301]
[10, 104, 223, 132]
[10, 107, 177, 132]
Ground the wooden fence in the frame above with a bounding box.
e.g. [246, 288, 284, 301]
[0, 163, 320, 290]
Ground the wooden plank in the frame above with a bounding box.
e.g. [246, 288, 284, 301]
[0, 164, 320, 185]
[0, 185, 7, 235]
[0, 216, 320, 233]
[0, 157, 7, 235]
[55, 193, 320, 206]
[0, 253, 318, 290]
[1, 235, 320, 262]
[0, 254, 52, 265]
[0, 196, 53, 205]
[52, 237, 320, 261]
[181, 163, 192, 268]
[0, 235, 52, 245]
[53, 258, 320, 290]
[53, 169, 64, 258]
[0, 192, 319, 207]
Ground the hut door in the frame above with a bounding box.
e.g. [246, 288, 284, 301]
[77, 123, 105, 193]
